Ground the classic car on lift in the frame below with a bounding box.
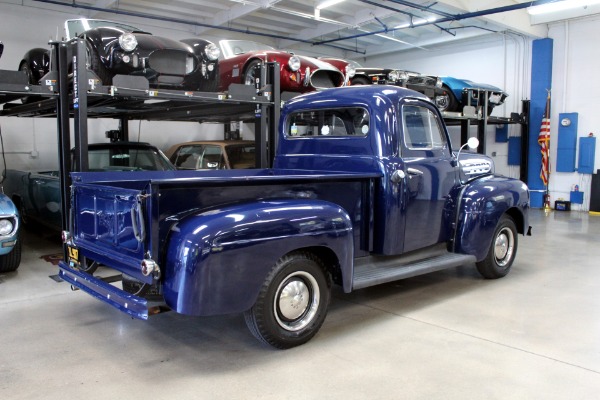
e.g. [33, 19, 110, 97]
[0, 193, 21, 273]
[19, 19, 221, 92]
[2, 142, 175, 232]
[217, 40, 345, 95]
[165, 140, 256, 170]
[320, 57, 448, 108]
[437, 76, 508, 115]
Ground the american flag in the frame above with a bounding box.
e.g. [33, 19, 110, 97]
[538, 92, 551, 186]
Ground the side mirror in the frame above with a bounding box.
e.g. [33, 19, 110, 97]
[467, 137, 479, 150]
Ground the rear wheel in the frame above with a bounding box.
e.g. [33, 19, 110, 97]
[437, 85, 458, 112]
[244, 251, 331, 349]
[476, 215, 518, 279]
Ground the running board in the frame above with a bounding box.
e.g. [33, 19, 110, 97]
[352, 252, 476, 290]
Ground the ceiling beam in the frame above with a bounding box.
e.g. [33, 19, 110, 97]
[432, 0, 548, 37]
[194, 0, 282, 35]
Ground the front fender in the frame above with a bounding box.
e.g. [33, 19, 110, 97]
[454, 175, 529, 261]
[20, 48, 50, 83]
[163, 199, 353, 316]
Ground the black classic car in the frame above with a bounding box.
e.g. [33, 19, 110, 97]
[321, 57, 448, 108]
[0, 41, 3, 59]
[19, 19, 221, 91]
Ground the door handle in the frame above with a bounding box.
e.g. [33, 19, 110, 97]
[407, 168, 424, 176]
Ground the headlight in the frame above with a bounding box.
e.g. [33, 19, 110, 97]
[436, 77, 443, 88]
[0, 219, 14, 236]
[388, 70, 408, 82]
[345, 65, 356, 78]
[288, 56, 301, 72]
[119, 33, 138, 52]
[204, 43, 220, 61]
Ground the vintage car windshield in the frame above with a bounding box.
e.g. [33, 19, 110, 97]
[286, 107, 370, 137]
[347, 60, 362, 68]
[85, 146, 174, 171]
[172, 144, 255, 170]
[219, 40, 275, 59]
[65, 19, 145, 39]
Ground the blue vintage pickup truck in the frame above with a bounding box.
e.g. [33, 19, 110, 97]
[59, 85, 530, 349]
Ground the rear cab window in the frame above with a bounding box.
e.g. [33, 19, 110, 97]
[286, 107, 370, 138]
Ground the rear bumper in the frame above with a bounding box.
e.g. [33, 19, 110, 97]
[58, 260, 148, 320]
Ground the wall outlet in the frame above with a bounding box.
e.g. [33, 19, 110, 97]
[30, 150, 39, 159]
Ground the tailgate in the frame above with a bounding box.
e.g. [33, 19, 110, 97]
[71, 182, 153, 283]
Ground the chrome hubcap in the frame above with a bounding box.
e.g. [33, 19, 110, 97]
[274, 271, 320, 332]
[494, 227, 514, 267]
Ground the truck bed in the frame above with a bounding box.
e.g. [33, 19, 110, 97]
[69, 168, 381, 284]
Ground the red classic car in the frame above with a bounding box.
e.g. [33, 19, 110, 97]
[217, 40, 344, 94]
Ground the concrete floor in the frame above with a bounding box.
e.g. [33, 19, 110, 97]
[1, 209, 600, 399]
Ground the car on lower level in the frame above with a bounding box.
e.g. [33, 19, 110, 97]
[0, 193, 21, 272]
[2, 141, 175, 231]
[165, 140, 256, 170]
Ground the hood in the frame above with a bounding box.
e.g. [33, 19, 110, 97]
[0, 193, 18, 215]
[90, 27, 192, 52]
[442, 76, 504, 92]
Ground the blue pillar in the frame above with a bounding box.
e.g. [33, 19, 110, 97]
[528, 38, 553, 208]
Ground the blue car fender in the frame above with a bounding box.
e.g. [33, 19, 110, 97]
[162, 199, 354, 316]
[453, 176, 529, 262]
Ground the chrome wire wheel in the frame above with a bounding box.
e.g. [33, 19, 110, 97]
[274, 271, 320, 332]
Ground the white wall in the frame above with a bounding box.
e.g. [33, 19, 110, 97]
[547, 15, 600, 210]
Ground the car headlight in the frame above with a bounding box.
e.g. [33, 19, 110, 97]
[204, 43, 220, 61]
[119, 33, 138, 52]
[288, 56, 301, 72]
[0, 219, 14, 236]
[436, 77, 443, 88]
[345, 65, 356, 78]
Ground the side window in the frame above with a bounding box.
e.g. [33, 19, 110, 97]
[402, 105, 446, 151]
[286, 107, 369, 137]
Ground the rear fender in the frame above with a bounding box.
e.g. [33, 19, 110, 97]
[163, 199, 353, 316]
[454, 176, 529, 261]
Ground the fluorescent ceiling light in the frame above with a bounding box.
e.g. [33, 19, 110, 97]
[393, 16, 437, 29]
[316, 0, 346, 10]
[528, 0, 600, 15]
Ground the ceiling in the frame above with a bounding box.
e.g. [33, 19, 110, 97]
[25, 0, 600, 58]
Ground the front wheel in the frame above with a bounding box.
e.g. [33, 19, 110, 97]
[243, 59, 263, 87]
[244, 251, 331, 349]
[476, 215, 518, 279]
[0, 234, 21, 273]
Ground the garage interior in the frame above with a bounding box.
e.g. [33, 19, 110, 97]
[1, 0, 600, 398]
